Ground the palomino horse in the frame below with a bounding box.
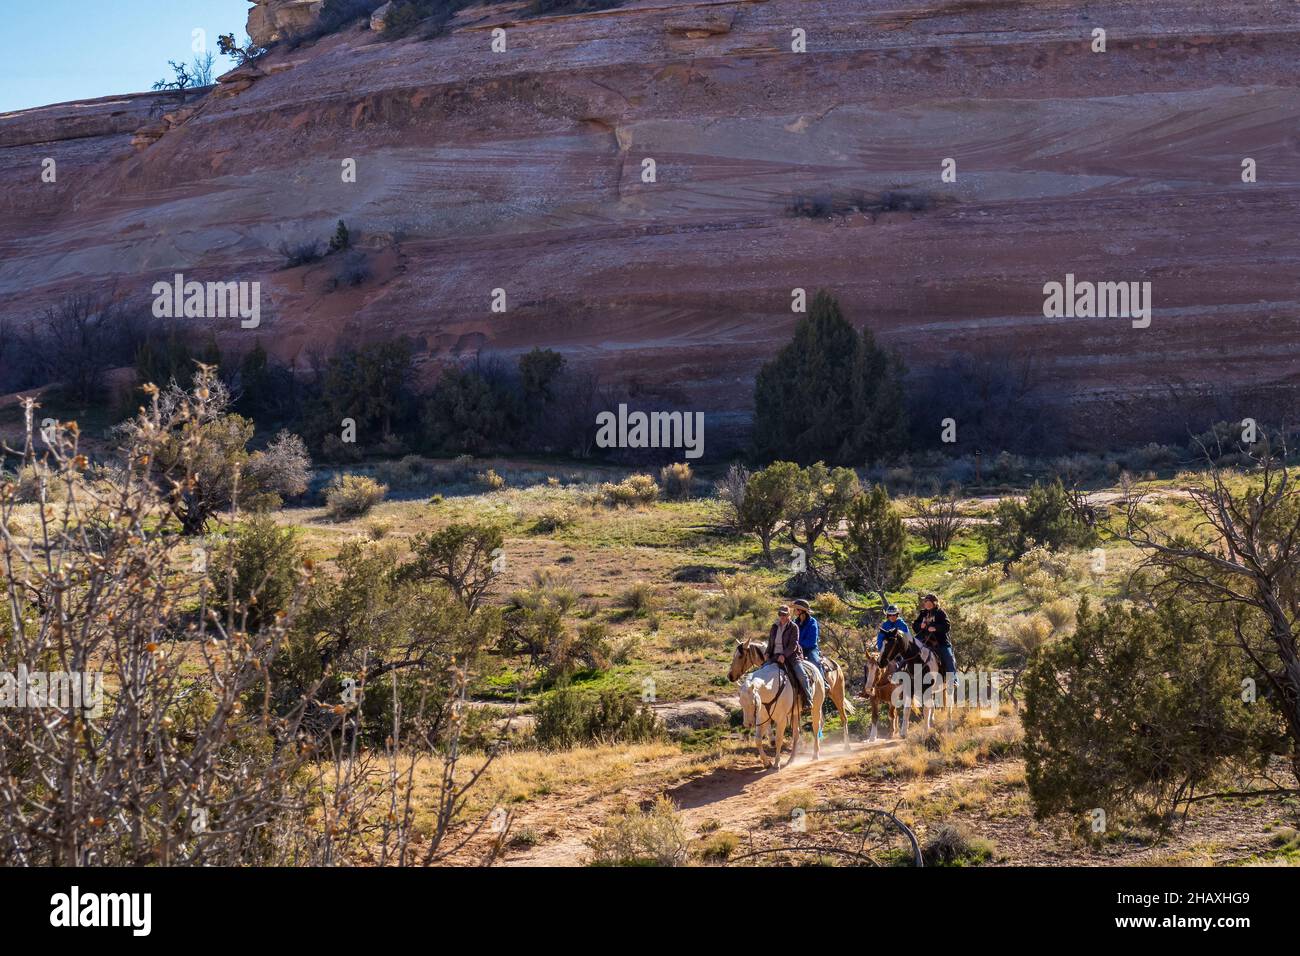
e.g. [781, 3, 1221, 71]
[737, 661, 825, 769]
[863, 630, 951, 740]
[729, 640, 853, 762]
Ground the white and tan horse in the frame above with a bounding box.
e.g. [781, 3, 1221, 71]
[737, 661, 826, 769]
[864, 629, 952, 740]
[729, 640, 855, 750]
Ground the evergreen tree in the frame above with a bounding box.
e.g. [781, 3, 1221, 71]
[849, 325, 908, 461]
[753, 291, 908, 464]
[329, 219, 351, 253]
[837, 483, 915, 599]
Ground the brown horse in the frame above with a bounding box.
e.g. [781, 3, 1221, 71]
[863, 630, 949, 740]
[728, 640, 856, 751]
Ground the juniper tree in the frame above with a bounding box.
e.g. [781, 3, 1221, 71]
[753, 291, 908, 465]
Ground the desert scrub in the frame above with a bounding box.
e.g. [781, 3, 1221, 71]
[617, 581, 660, 616]
[670, 626, 715, 653]
[955, 564, 1002, 597]
[371, 454, 432, 493]
[658, 462, 693, 500]
[530, 503, 576, 534]
[325, 474, 387, 520]
[586, 796, 689, 867]
[533, 687, 661, 749]
[599, 474, 660, 507]
[1041, 596, 1078, 632]
[921, 823, 996, 866]
[10, 464, 68, 503]
[696, 829, 741, 863]
[708, 573, 769, 620]
[477, 468, 505, 491]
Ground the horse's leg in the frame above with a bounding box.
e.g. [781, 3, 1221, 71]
[836, 675, 849, 750]
[946, 668, 954, 730]
[812, 687, 823, 760]
[790, 696, 800, 766]
[755, 718, 765, 764]
[900, 698, 909, 739]
[868, 695, 879, 742]
[772, 712, 785, 770]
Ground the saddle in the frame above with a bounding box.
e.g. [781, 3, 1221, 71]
[786, 659, 817, 706]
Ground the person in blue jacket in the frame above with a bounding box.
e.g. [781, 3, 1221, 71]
[791, 599, 824, 678]
[875, 604, 911, 654]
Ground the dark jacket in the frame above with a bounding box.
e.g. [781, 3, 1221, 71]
[767, 620, 802, 661]
[913, 607, 951, 648]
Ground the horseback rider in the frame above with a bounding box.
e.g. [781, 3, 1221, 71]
[913, 593, 956, 677]
[875, 604, 911, 657]
[791, 599, 826, 680]
[767, 604, 813, 706]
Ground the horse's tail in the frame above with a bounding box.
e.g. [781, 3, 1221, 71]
[826, 659, 856, 715]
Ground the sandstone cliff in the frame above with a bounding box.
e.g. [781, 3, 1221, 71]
[2, 0, 1298, 444]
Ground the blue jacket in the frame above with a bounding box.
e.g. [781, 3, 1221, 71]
[796, 614, 820, 655]
[876, 618, 910, 651]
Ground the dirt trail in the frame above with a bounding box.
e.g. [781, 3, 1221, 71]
[666, 738, 904, 831]
[496, 735, 903, 866]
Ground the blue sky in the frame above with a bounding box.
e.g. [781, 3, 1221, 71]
[0, 1, 254, 114]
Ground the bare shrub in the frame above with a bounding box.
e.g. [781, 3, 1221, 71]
[0, 379, 499, 865]
[911, 484, 963, 553]
[244, 430, 311, 510]
[715, 462, 750, 531]
[279, 238, 324, 268]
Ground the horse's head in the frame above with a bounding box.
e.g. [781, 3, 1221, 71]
[727, 640, 765, 682]
[881, 629, 911, 664]
[864, 652, 880, 693]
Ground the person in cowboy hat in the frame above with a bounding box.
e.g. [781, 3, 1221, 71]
[875, 604, 911, 653]
[913, 593, 955, 677]
[766, 604, 812, 705]
[791, 598, 825, 680]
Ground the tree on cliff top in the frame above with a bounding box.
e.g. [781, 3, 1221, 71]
[752, 291, 908, 465]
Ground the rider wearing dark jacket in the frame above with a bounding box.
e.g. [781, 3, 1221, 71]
[913, 594, 955, 675]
